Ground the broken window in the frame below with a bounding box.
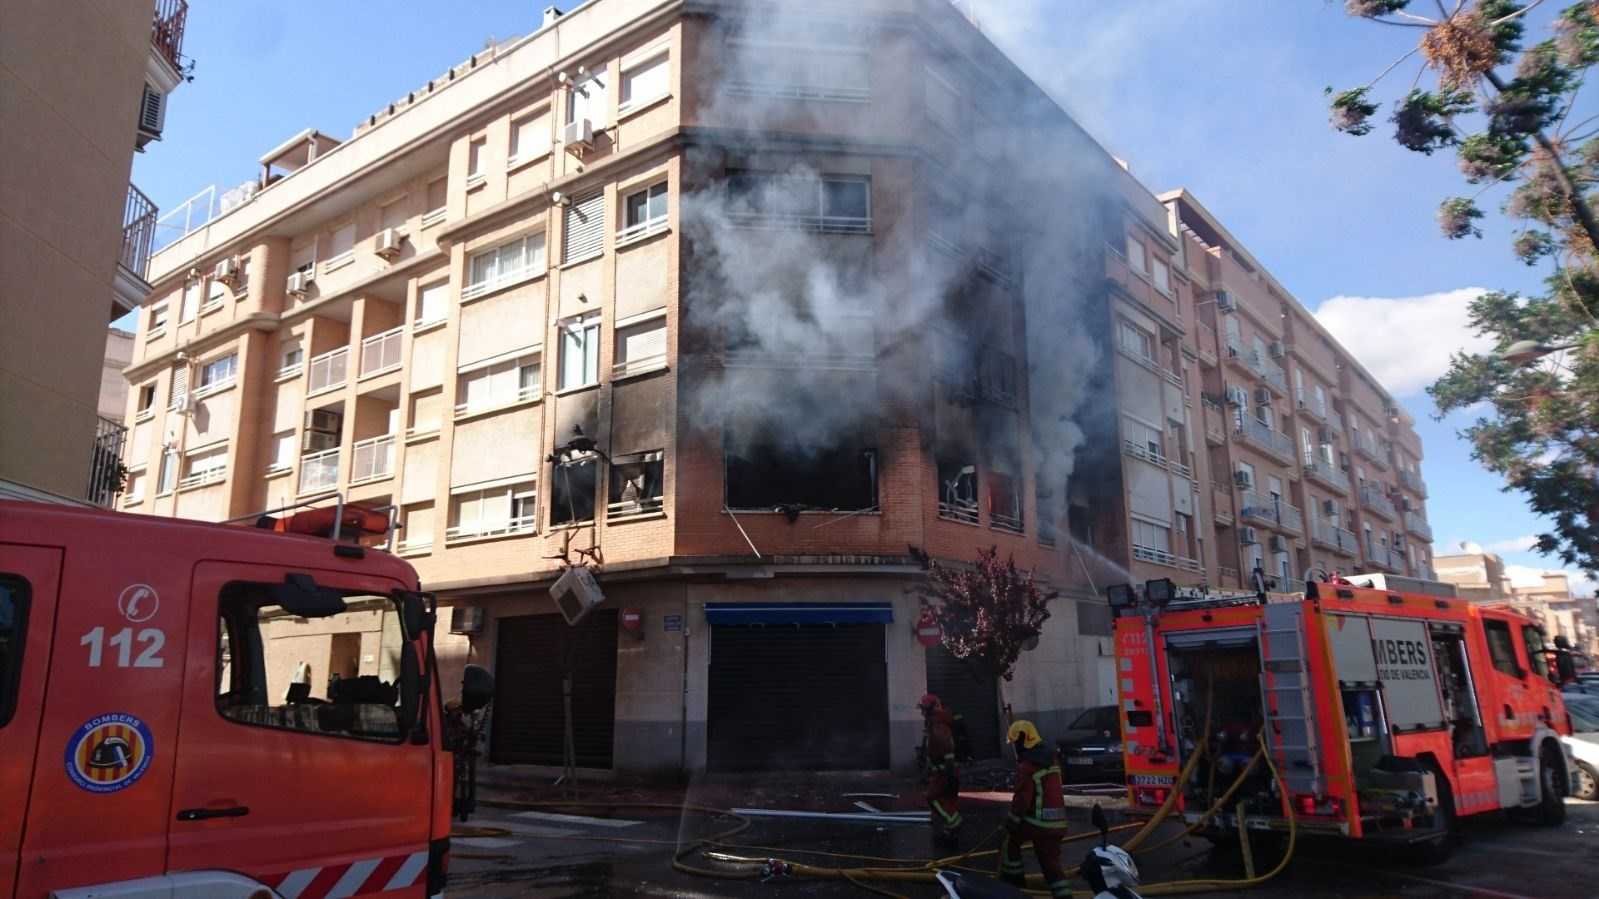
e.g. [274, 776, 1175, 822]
[723, 170, 871, 233]
[988, 470, 1022, 533]
[550, 454, 598, 526]
[608, 451, 664, 516]
[936, 459, 978, 524]
[726, 439, 877, 512]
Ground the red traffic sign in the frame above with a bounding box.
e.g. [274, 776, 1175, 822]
[915, 609, 941, 647]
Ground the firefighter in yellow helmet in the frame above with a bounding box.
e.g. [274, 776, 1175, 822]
[999, 719, 1070, 898]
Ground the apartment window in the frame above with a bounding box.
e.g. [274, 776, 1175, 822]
[988, 471, 1022, 532]
[1254, 399, 1273, 430]
[1267, 476, 1284, 504]
[291, 244, 316, 277]
[455, 352, 540, 416]
[620, 53, 668, 111]
[566, 71, 607, 127]
[168, 366, 188, 410]
[449, 480, 537, 540]
[614, 312, 667, 377]
[563, 191, 605, 263]
[408, 390, 443, 437]
[1117, 319, 1153, 360]
[148, 303, 169, 335]
[380, 196, 407, 231]
[204, 278, 227, 310]
[1314, 384, 1327, 417]
[195, 353, 237, 394]
[609, 450, 664, 515]
[725, 172, 871, 233]
[465, 232, 546, 299]
[280, 343, 304, 375]
[509, 110, 550, 164]
[550, 455, 598, 526]
[1294, 369, 1305, 402]
[1151, 258, 1171, 295]
[621, 182, 668, 241]
[727, 38, 869, 101]
[181, 444, 227, 487]
[268, 431, 295, 473]
[124, 469, 146, 503]
[467, 137, 486, 181]
[423, 178, 447, 225]
[180, 281, 201, 322]
[926, 67, 959, 131]
[157, 448, 178, 494]
[1125, 237, 1146, 273]
[327, 223, 356, 265]
[558, 314, 601, 390]
[1125, 416, 1163, 458]
[400, 502, 434, 552]
[415, 281, 448, 326]
[1131, 517, 1171, 553]
[136, 384, 156, 415]
[1252, 335, 1268, 366]
[1301, 427, 1313, 459]
[1274, 550, 1292, 582]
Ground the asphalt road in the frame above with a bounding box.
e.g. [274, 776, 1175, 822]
[447, 797, 1599, 898]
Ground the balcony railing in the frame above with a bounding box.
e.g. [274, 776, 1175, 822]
[1235, 417, 1295, 462]
[1388, 548, 1409, 573]
[1311, 519, 1359, 556]
[1399, 469, 1428, 496]
[1132, 543, 1202, 572]
[307, 347, 349, 394]
[298, 448, 340, 493]
[360, 327, 404, 378]
[1122, 439, 1194, 480]
[1302, 453, 1351, 493]
[121, 184, 158, 280]
[1359, 485, 1397, 520]
[178, 465, 226, 490]
[86, 416, 128, 508]
[991, 510, 1024, 534]
[1239, 491, 1302, 532]
[938, 500, 979, 525]
[446, 514, 537, 543]
[1212, 486, 1234, 525]
[1354, 435, 1386, 466]
[1404, 511, 1433, 541]
[1201, 400, 1227, 446]
[151, 0, 188, 71]
[1249, 351, 1288, 393]
[349, 434, 395, 484]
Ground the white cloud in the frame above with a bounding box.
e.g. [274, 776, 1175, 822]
[1483, 535, 1540, 554]
[1314, 288, 1493, 396]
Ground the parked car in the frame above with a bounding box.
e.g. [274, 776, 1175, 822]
[1564, 695, 1599, 801]
[1057, 705, 1124, 785]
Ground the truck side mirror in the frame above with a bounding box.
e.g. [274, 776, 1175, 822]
[461, 664, 495, 714]
[397, 590, 436, 640]
[272, 574, 348, 618]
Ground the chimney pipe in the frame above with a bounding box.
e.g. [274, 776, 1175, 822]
[543, 5, 562, 28]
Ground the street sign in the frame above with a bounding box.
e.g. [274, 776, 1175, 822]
[915, 608, 941, 647]
[663, 614, 683, 632]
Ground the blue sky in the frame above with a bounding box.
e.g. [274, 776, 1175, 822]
[125, 1, 1588, 590]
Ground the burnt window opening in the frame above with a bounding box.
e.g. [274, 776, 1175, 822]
[609, 451, 664, 517]
[1037, 482, 1058, 547]
[1068, 503, 1093, 546]
[988, 471, 1022, 534]
[936, 459, 978, 524]
[978, 352, 1016, 406]
[550, 454, 598, 526]
[726, 440, 877, 513]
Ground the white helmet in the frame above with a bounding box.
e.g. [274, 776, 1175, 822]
[1088, 844, 1139, 889]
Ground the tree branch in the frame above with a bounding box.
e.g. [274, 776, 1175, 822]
[1484, 69, 1599, 256]
[1489, 0, 1547, 26]
[1369, 16, 1436, 29]
[1366, 45, 1423, 90]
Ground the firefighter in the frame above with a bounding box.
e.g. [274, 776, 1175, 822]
[919, 693, 963, 847]
[999, 719, 1070, 899]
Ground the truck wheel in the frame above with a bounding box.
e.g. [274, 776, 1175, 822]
[1576, 762, 1599, 802]
[1534, 743, 1567, 826]
[1412, 763, 1456, 866]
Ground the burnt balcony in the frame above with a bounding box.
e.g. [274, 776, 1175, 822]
[1399, 469, 1427, 497]
[1301, 453, 1350, 493]
[1239, 490, 1302, 533]
[1404, 511, 1433, 542]
[1359, 485, 1397, 521]
[1235, 416, 1295, 463]
[1311, 518, 1359, 556]
[151, 0, 189, 74]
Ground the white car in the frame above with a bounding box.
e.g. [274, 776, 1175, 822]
[1565, 695, 1599, 801]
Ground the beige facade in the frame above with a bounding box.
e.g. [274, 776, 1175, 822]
[121, 0, 1432, 775]
[1434, 553, 1597, 659]
[100, 328, 135, 420]
[1, 0, 185, 504]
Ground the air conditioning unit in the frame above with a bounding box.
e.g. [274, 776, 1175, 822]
[374, 227, 404, 260]
[1338, 452, 1351, 469]
[1269, 535, 1289, 553]
[286, 270, 314, 296]
[1253, 386, 1272, 405]
[1226, 386, 1247, 406]
[563, 118, 595, 154]
[136, 84, 166, 149]
[1321, 499, 1337, 516]
[448, 606, 485, 636]
[1233, 470, 1253, 488]
[305, 408, 342, 433]
[1216, 290, 1235, 312]
[213, 256, 240, 285]
[550, 564, 605, 625]
[1239, 526, 1259, 546]
[1269, 341, 1285, 359]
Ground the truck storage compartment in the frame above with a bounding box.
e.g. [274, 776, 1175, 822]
[1162, 630, 1281, 819]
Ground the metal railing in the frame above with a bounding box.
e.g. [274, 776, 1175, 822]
[121, 184, 158, 279]
[1239, 490, 1302, 532]
[1236, 416, 1295, 462]
[446, 514, 537, 542]
[1247, 350, 1288, 393]
[1399, 469, 1428, 496]
[298, 448, 340, 493]
[1404, 511, 1433, 541]
[360, 327, 404, 378]
[151, 0, 188, 71]
[938, 501, 979, 525]
[307, 347, 349, 394]
[1302, 453, 1351, 492]
[350, 434, 395, 484]
[1354, 434, 1386, 466]
[990, 511, 1024, 534]
[1311, 519, 1359, 555]
[86, 417, 128, 508]
[178, 465, 227, 490]
[1122, 439, 1194, 480]
[1359, 485, 1397, 520]
[1132, 543, 1203, 572]
[1387, 548, 1409, 573]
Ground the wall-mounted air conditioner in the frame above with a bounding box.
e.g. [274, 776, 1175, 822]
[374, 228, 404, 260]
[1233, 470, 1253, 488]
[1317, 426, 1333, 443]
[1253, 386, 1272, 405]
[563, 118, 595, 154]
[214, 256, 240, 286]
[1269, 535, 1289, 553]
[286, 270, 314, 296]
[1216, 290, 1235, 312]
[449, 606, 485, 635]
[1240, 526, 1259, 545]
[1269, 341, 1285, 359]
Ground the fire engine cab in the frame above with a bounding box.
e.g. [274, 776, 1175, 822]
[1109, 574, 1578, 861]
[1, 499, 491, 898]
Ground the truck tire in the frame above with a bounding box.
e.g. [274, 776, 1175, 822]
[1576, 761, 1598, 802]
[1412, 763, 1457, 866]
[1534, 743, 1567, 826]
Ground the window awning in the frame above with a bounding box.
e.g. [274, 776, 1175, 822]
[704, 602, 894, 626]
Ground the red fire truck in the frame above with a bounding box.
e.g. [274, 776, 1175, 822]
[1109, 575, 1578, 861]
[2, 499, 491, 898]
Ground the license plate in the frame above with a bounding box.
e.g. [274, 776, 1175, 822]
[1067, 755, 1095, 765]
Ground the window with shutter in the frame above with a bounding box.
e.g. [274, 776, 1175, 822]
[168, 366, 188, 409]
[558, 315, 601, 390]
[416, 281, 448, 325]
[620, 54, 668, 111]
[614, 314, 667, 377]
[139, 84, 166, 137]
[179, 282, 200, 322]
[510, 110, 550, 163]
[563, 192, 605, 263]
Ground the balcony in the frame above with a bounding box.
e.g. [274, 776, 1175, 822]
[177, 465, 226, 490]
[1404, 511, 1433, 541]
[1238, 491, 1302, 533]
[1399, 469, 1428, 497]
[359, 327, 404, 379]
[1235, 416, 1295, 463]
[938, 500, 979, 525]
[1301, 453, 1351, 493]
[1359, 485, 1397, 521]
[1388, 548, 1409, 573]
[1362, 540, 1387, 567]
[1250, 352, 1289, 394]
[1201, 400, 1227, 447]
[151, 0, 189, 73]
[298, 448, 340, 494]
[113, 185, 159, 317]
[1354, 435, 1386, 467]
[446, 514, 537, 543]
[1195, 323, 1219, 368]
[1212, 485, 1234, 525]
[85, 417, 128, 508]
[1132, 543, 1202, 572]
[349, 434, 395, 484]
[1116, 342, 1183, 388]
[1296, 397, 1330, 424]
[307, 347, 349, 395]
[1311, 519, 1359, 556]
[1123, 439, 1194, 480]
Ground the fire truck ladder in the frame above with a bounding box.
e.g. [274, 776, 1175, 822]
[1258, 602, 1322, 797]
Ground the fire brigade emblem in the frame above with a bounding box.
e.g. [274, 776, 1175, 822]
[64, 713, 154, 794]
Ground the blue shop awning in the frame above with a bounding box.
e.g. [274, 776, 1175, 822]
[704, 602, 894, 626]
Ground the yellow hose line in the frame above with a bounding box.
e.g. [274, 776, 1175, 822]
[1123, 669, 1216, 852]
[1136, 745, 1264, 855]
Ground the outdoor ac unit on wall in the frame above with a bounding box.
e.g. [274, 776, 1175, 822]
[550, 565, 605, 626]
[449, 606, 485, 636]
[1240, 527, 1259, 546]
[1269, 535, 1289, 553]
[1216, 290, 1235, 312]
[563, 118, 595, 154]
[214, 256, 240, 285]
[374, 227, 404, 260]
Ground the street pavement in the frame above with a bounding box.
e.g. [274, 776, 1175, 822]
[447, 793, 1599, 898]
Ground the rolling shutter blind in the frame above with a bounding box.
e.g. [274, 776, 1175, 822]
[563, 191, 605, 263]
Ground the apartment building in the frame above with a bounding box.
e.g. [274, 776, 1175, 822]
[0, 0, 188, 505]
[1435, 552, 1598, 659]
[117, 0, 1433, 776]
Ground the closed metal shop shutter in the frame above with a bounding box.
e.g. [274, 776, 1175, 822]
[563, 191, 605, 263]
[707, 623, 889, 771]
[490, 610, 618, 767]
[925, 645, 1001, 760]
